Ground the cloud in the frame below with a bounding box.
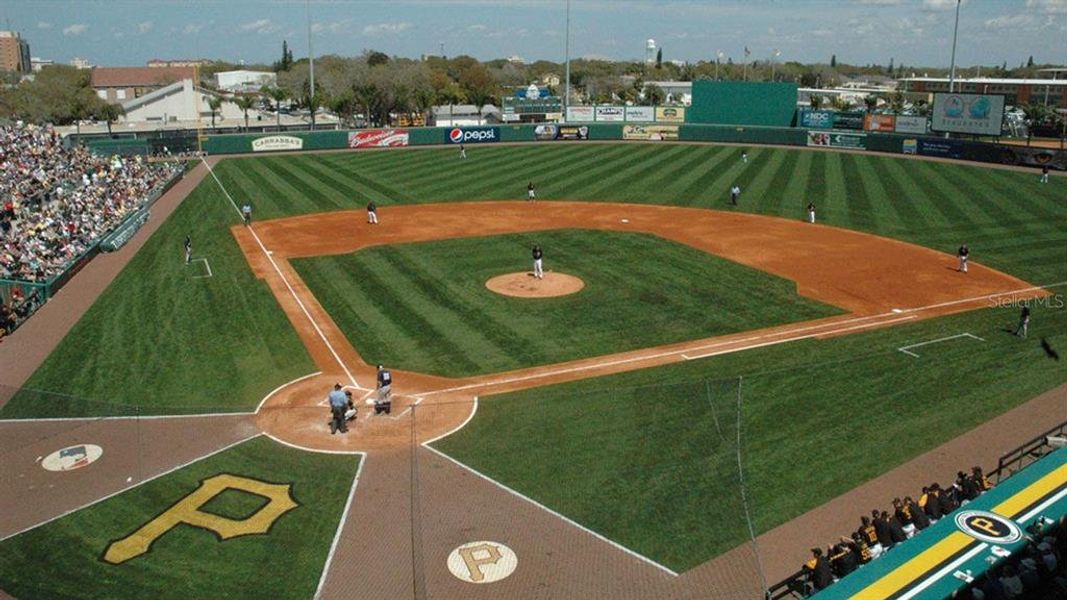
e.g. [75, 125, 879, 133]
[1027, 0, 1067, 13]
[922, 0, 965, 11]
[37, 21, 52, 29]
[362, 22, 412, 35]
[467, 24, 488, 31]
[984, 14, 1037, 28]
[239, 19, 281, 34]
[182, 23, 204, 35]
[855, 0, 902, 5]
[62, 23, 88, 36]
[137, 21, 153, 34]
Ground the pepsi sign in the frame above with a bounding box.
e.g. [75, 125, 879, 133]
[446, 127, 500, 144]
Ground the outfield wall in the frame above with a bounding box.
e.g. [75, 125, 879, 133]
[126, 122, 1065, 171]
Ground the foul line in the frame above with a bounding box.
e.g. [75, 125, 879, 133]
[420, 438, 679, 577]
[189, 257, 213, 278]
[0, 433, 261, 543]
[898, 332, 985, 358]
[314, 452, 366, 599]
[200, 157, 360, 389]
[422, 396, 480, 446]
[0, 411, 254, 424]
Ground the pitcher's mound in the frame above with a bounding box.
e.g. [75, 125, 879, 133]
[486, 272, 585, 298]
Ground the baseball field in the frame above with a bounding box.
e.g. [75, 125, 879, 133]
[1, 142, 1064, 598]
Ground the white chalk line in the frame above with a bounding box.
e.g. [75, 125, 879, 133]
[898, 332, 985, 358]
[0, 411, 254, 424]
[189, 257, 213, 278]
[314, 453, 366, 599]
[421, 439, 679, 578]
[255, 371, 324, 412]
[200, 157, 360, 389]
[0, 433, 262, 543]
[1018, 486, 1067, 524]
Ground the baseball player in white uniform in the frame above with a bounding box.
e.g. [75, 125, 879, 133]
[957, 244, 969, 273]
[532, 244, 544, 279]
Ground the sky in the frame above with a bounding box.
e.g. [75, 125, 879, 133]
[1, 0, 1065, 69]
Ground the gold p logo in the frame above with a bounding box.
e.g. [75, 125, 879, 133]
[447, 541, 518, 584]
[104, 474, 298, 565]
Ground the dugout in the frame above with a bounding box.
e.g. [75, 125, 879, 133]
[687, 81, 798, 127]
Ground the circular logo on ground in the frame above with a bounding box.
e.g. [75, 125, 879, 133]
[955, 510, 1023, 545]
[40, 444, 103, 472]
[447, 541, 517, 584]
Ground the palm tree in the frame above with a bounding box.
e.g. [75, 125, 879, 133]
[205, 96, 224, 128]
[97, 102, 125, 136]
[353, 83, 382, 127]
[467, 88, 495, 125]
[642, 84, 665, 106]
[413, 88, 436, 125]
[262, 86, 288, 127]
[234, 95, 256, 131]
[863, 94, 879, 113]
[304, 91, 325, 130]
[809, 95, 824, 110]
[439, 84, 467, 126]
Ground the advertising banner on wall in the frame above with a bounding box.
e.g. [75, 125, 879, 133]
[864, 114, 896, 133]
[917, 138, 964, 159]
[798, 109, 835, 129]
[895, 116, 929, 135]
[348, 129, 409, 148]
[595, 106, 626, 122]
[566, 106, 595, 122]
[902, 139, 918, 155]
[534, 124, 559, 141]
[623, 125, 679, 141]
[655, 106, 685, 122]
[625, 106, 655, 122]
[833, 112, 866, 131]
[931, 93, 1006, 135]
[444, 126, 500, 144]
[556, 125, 590, 140]
[806, 131, 866, 149]
[989, 146, 1067, 170]
[252, 135, 304, 152]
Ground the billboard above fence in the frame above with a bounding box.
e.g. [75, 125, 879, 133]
[348, 129, 409, 148]
[931, 93, 1006, 136]
[864, 114, 896, 133]
[445, 127, 500, 144]
[566, 106, 595, 122]
[623, 125, 679, 141]
[798, 109, 834, 129]
[595, 106, 626, 122]
[894, 115, 929, 135]
[625, 106, 655, 122]
[251, 135, 304, 152]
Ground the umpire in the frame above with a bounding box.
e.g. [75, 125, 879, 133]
[328, 383, 349, 434]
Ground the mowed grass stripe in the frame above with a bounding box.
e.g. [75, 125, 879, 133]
[677, 147, 750, 207]
[838, 153, 877, 229]
[823, 152, 854, 228]
[544, 144, 640, 197]
[851, 154, 913, 230]
[224, 160, 304, 218]
[290, 155, 402, 207]
[464, 145, 584, 199]
[748, 149, 796, 216]
[571, 145, 689, 198]
[969, 166, 1066, 224]
[878, 154, 951, 231]
[659, 145, 735, 203]
[260, 157, 345, 212]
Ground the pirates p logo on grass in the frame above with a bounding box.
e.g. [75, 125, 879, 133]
[103, 474, 298, 565]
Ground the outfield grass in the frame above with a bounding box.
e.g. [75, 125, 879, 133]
[0, 436, 360, 599]
[433, 301, 1067, 571]
[217, 145, 1067, 284]
[0, 169, 315, 418]
[13, 145, 1066, 416]
[292, 230, 840, 376]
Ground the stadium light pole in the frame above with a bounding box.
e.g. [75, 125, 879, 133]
[771, 49, 781, 82]
[716, 51, 724, 80]
[948, 0, 960, 93]
[564, 0, 571, 122]
[307, 0, 315, 127]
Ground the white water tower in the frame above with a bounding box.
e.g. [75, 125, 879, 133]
[645, 38, 656, 64]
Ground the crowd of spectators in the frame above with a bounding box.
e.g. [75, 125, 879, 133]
[954, 515, 1067, 599]
[0, 122, 180, 335]
[796, 467, 994, 596]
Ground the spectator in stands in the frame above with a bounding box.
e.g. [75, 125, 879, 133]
[803, 547, 833, 593]
[0, 122, 178, 329]
[999, 564, 1024, 599]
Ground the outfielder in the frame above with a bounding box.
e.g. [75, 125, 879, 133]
[1041, 165, 1049, 184]
[532, 244, 544, 279]
[459, 144, 467, 159]
[1015, 305, 1031, 338]
[241, 202, 252, 226]
[957, 244, 969, 273]
[741, 151, 748, 164]
[184, 235, 192, 264]
[527, 182, 536, 201]
[375, 364, 392, 415]
[807, 202, 816, 224]
[730, 184, 741, 206]
[367, 201, 378, 224]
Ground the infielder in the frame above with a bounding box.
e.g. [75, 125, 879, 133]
[807, 202, 816, 224]
[184, 235, 192, 264]
[1015, 305, 1031, 338]
[532, 244, 544, 279]
[957, 244, 969, 273]
[730, 184, 741, 206]
[527, 182, 536, 201]
[375, 364, 392, 415]
[367, 201, 378, 224]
